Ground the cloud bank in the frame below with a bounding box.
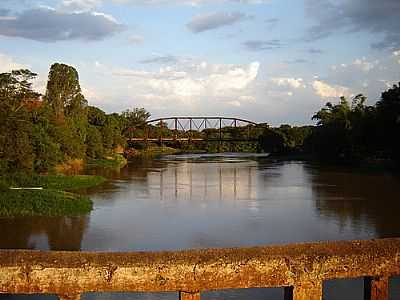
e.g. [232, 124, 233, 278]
[0, 7, 123, 42]
[187, 12, 251, 33]
[305, 0, 400, 49]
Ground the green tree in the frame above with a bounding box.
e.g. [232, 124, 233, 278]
[258, 127, 285, 154]
[45, 63, 84, 122]
[86, 125, 104, 159]
[45, 63, 88, 159]
[0, 70, 39, 172]
[121, 108, 150, 137]
[376, 83, 400, 163]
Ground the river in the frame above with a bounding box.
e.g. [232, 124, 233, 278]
[1, 153, 400, 299]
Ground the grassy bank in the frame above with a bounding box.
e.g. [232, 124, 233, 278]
[131, 146, 180, 158]
[4, 174, 106, 190]
[87, 154, 128, 169]
[0, 189, 92, 217]
[0, 174, 106, 217]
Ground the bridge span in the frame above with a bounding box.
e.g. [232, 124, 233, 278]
[128, 116, 262, 143]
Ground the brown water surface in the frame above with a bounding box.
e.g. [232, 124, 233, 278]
[1, 153, 400, 299]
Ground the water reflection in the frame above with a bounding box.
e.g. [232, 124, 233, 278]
[0, 215, 89, 250]
[310, 166, 400, 238]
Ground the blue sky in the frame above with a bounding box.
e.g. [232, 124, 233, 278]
[0, 0, 399, 125]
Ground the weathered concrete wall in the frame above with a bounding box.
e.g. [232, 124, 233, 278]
[0, 238, 399, 299]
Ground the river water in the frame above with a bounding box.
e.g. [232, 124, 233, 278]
[1, 153, 400, 299]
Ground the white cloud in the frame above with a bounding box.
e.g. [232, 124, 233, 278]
[209, 62, 259, 92]
[0, 53, 26, 73]
[312, 80, 351, 98]
[111, 0, 269, 5]
[393, 50, 400, 64]
[271, 77, 305, 89]
[352, 57, 378, 72]
[226, 100, 241, 107]
[238, 95, 255, 102]
[128, 34, 144, 44]
[109, 60, 259, 106]
[187, 12, 252, 33]
[62, 0, 101, 11]
[0, 7, 123, 42]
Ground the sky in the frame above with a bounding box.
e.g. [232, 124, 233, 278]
[0, 0, 399, 125]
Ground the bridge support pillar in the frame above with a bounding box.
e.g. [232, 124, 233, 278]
[57, 294, 81, 300]
[364, 276, 389, 300]
[284, 281, 322, 300]
[179, 291, 200, 300]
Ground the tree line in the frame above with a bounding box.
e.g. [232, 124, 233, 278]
[1, 62, 399, 175]
[0, 63, 150, 174]
[259, 84, 400, 167]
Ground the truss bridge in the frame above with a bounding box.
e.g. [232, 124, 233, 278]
[127, 116, 261, 143]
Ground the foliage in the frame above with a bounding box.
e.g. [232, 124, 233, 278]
[45, 63, 86, 122]
[258, 125, 312, 154]
[0, 173, 106, 217]
[0, 190, 92, 217]
[307, 85, 400, 165]
[87, 154, 128, 169]
[0, 63, 130, 175]
[86, 125, 104, 159]
[2, 173, 106, 190]
[0, 70, 39, 172]
[121, 108, 151, 137]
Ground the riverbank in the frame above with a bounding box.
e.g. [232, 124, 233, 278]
[0, 175, 106, 217]
[87, 154, 128, 169]
[126, 145, 180, 159]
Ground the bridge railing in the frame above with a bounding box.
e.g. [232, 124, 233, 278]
[1, 238, 399, 300]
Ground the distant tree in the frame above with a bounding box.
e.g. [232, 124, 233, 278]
[121, 108, 150, 137]
[88, 106, 106, 127]
[259, 127, 285, 154]
[86, 125, 104, 159]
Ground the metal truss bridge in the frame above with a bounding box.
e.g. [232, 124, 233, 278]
[127, 116, 261, 143]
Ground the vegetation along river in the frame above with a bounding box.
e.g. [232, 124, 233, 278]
[1, 153, 400, 299]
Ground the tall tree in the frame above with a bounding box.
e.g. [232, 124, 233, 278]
[45, 63, 88, 159]
[45, 63, 84, 122]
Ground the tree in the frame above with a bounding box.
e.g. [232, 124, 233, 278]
[0, 70, 39, 172]
[45, 63, 88, 159]
[376, 83, 400, 162]
[121, 108, 150, 137]
[88, 106, 106, 127]
[259, 127, 285, 154]
[45, 63, 84, 122]
[86, 125, 104, 159]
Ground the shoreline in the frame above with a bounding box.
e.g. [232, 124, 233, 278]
[0, 175, 106, 217]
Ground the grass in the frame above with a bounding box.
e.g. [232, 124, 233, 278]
[5, 174, 106, 190]
[87, 154, 128, 169]
[0, 173, 106, 217]
[136, 146, 179, 158]
[0, 189, 92, 217]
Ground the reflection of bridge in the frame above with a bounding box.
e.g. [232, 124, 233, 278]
[128, 116, 260, 143]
